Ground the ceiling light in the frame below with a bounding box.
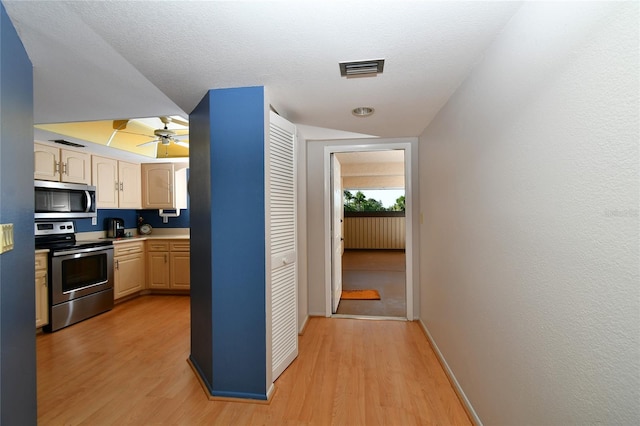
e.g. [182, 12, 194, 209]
[352, 107, 375, 117]
[339, 59, 385, 77]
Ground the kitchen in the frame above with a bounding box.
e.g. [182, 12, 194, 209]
[33, 130, 192, 333]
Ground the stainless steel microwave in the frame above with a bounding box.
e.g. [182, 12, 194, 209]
[34, 180, 97, 220]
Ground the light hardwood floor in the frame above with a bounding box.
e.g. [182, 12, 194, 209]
[37, 295, 471, 425]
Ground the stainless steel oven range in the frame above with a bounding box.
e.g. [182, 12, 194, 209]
[35, 221, 114, 332]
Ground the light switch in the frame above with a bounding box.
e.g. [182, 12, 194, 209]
[0, 224, 14, 254]
[92, 216, 97, 226]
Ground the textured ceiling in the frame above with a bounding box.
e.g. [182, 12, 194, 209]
[4, 1, 520, 142]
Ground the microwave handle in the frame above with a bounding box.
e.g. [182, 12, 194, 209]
[84, 190, 92, 213]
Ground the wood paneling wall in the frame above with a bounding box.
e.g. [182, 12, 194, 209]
[344, 216, 405, 249]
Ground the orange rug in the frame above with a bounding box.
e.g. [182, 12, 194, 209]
[341, 289, 381, 300]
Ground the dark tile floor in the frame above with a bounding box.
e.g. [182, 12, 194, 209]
[336, 249, 406, 318]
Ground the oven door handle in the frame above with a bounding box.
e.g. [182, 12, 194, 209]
[52, 246, 113, 256]
[84, 190, 92, 213]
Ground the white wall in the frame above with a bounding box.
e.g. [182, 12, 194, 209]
[306, 137, 419, 316]
[296, 129, 309, 332]
[419, 2, 639, 425]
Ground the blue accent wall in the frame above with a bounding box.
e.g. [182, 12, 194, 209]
[138, 208, 190, 229]
[75, 208, 190, 233]
[189, 91, 214, 392]
[190, 87, 268, 399]
[0, 4, 38, 424]
[74, 209, 138, 233]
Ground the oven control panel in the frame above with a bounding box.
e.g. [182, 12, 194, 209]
[35, 221, 75, 236]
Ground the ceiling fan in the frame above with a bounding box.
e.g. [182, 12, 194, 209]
[106, 116, 189, 148]
[136, 116, 189, 147]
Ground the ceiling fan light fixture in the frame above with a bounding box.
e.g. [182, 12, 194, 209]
[352, 106, 375, 117]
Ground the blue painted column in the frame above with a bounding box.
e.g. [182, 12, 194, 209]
[189, 87, 268, 399]
[0, 3, 37, 424]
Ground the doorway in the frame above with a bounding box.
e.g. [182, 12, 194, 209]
[323, 142, 414, 320]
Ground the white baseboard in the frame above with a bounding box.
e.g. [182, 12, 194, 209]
[418, 319, 482, 426]
[266, 383, 275, 401]
[298, 315, 309, 335]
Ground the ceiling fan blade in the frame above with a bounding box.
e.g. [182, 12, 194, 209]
[174, 140, 189, 148]
[172, 134, 189, 139]
[137, 139, 159, 147]
[170, 117, 189, 127]
[120, 130, 155, 138]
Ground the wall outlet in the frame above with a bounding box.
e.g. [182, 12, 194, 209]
[0, 224, 14, 254]
[92, 216, 97, 226]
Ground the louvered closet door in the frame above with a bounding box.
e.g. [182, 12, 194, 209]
[267, 111, 297, 381]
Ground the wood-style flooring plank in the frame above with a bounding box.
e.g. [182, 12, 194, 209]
[37, 295, 471, 425]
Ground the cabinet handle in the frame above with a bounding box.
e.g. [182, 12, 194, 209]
[120, 182, 124, 191]
[44, 273, 47, 286]
[115, 259, 119, 269]
[54, 161, 60, 174]
[115, 181, 119, 191]
[62, 162, 68, 175]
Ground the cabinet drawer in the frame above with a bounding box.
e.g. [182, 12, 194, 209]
[114, 241, 144, 257]
[147, 241, 170, 251]
[170, 241, 190, 252]
[35, 253, 48, 271]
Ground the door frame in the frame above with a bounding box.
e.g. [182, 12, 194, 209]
[330, 153, 344, 313]
[323, 141, 414, 319]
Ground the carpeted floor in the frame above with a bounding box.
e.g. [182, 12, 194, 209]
[336, 249, 406, 317]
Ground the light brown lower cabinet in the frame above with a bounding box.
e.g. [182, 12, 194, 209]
[146, 240, 190, 290]
[35, 252, 49, 328]
[114, 241, 145, 300]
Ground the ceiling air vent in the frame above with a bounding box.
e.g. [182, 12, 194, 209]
[339, 59, 384, 77]
[50, 139, 85, 148]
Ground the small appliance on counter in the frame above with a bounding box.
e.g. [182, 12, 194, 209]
[106, 217, 125, 238]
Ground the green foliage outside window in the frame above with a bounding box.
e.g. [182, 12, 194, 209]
[343, 190, 405, 212]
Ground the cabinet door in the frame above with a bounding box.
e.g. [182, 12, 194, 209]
[92, 155, 119, 209]
[114, 253, 144, 299]
[118, 161, 141, 209]
[61, 149, 91, 184]
[147, 251, 170, 289]
[170, 252, 190, 289]
[34, 143, 60, 181]
[35, 252, 49, 328]
[35, 269, 48, 328]
[141, 163, 174, 208]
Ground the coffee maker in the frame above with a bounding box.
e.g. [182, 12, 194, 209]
[106, 218, 125, 238]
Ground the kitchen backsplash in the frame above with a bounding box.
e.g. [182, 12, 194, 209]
[74, 208, 190, 233]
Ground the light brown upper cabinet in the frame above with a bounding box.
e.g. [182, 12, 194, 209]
[92, 155, 141, 209]
[34, 143, 91, 184]
[141, 163, 187, 209]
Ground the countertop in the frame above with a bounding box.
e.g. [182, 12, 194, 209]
[75, 228, 189, 243]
